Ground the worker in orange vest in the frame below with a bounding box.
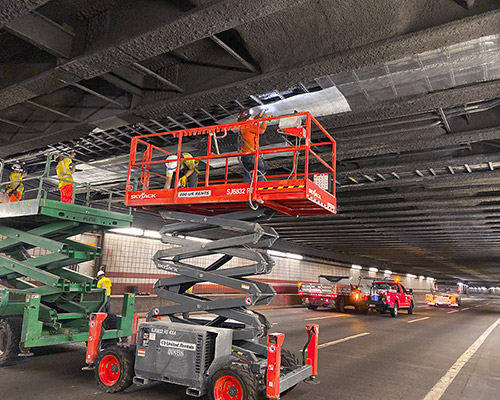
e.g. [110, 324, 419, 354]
[238, 109, 267, 182]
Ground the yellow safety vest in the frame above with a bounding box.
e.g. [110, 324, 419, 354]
[6, 172, 24, 194]
[97, 277, 112, 296]
[166, 153, 200, 178]
[56, 157, 74, 188]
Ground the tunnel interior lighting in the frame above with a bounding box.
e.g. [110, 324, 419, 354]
[369, 267, 378, 272]
[144, 230, 161, 239]
[110, 227, 144, 236]
[419, 275, 425, 280]
[351, 264, 362, 270]
[406, 273, 417, 278]
[267, 250, 303, 260]
[384, 270, 392, 275]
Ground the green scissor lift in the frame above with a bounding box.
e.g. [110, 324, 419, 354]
[0, 198, 135, 366]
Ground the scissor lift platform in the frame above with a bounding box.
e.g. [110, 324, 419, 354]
[0, 198, 133, 228]
[125, 112, 337, 216]
[0, 198, 134, 365]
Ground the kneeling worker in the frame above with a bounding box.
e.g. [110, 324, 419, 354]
[164, 153, 199, 189]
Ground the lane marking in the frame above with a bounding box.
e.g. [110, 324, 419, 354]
[407, 317, 430, 324]
[448, 310, 459, 314]
[416, 305, 427, 308]
[423, 317, 500, 400]
[461, 308, 469, 311]
[306, 314, 348, 321]
[475, 305, 481, 308]
[318, 332, 370, 349]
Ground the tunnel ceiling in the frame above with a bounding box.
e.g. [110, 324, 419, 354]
[2, 0, 500, 286]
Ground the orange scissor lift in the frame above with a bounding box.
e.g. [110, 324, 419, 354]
[125, 112, 336, 216]
[90, 113, 335, 399]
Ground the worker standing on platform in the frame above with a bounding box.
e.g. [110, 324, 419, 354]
[97, 270, 112, 313]
[56, 151, 76, 203]
[164, 153, 199, 189]
[5, 164, 27, 202]
[238, 109, 267, 182]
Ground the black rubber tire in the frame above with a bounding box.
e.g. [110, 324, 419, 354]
[306, 305, 317, 310]
[337, 297, 345, 313]
[0, 316, 23, 367]
[95, 345, 134, 393]
[390, 302, 398, 318]
[102, 313, 119, 348]
[361, 306, 369, 315]
[280, 349, 299, 395]
[210, 364, 258, 400]
[408, 301, 414, 315]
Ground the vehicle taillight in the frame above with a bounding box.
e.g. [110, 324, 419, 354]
[298, 291, 303, 296]
[325, 299, 329, 303]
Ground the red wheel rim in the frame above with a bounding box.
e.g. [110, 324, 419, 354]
[213, 375, 243, 400]
[98, 354, 121, 386]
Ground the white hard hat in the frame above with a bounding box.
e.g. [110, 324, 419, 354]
[166, 154, 178, 170]
[12, 163, 22, 172]
[97, 270, 105, 277]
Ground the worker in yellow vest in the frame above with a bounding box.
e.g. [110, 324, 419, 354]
[97, 270, 112, 313]
[56, 151, 76, 203]
[164, 152, 200, 189]
[5, 164, 27, 202]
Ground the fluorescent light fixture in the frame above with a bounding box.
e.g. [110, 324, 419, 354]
[384, 270, 392, 275]
[426, 277, 434, 281]
[144, 230, 161, 239]
[110, 227, 144, 236]
[268, 250, 288, 258]
[369, 267, 378, 272]
[267, 250, 303, 260]
[419, 275, 425, 280]
[406, 273, 417, 278]
[286, 252, 303, 260]
[351, 264, 362, 270]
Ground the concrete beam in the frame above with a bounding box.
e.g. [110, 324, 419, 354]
[0, 0, 307, 111]
[320, 80, 500, 131]
[136, 9, 500, 119]
[0, 0, 50, 25]
[4, 12, 74, 59]
[338, 124, 500, 160]
[338, 166, 500, 192]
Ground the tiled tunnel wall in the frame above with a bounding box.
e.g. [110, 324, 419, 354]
[100, 232, 434, 297]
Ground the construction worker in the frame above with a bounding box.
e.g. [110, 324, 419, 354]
[238, 109, 267, 182]
[56, 151, 76, 203]
[5, 164, 27, 202]
[164, 153, 199, 189]
[96, 270, 112, 313]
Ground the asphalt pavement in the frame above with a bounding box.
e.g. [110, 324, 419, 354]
[1, 296, 499, 400]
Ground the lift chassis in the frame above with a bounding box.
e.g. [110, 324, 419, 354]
[89, 209, 319, 399]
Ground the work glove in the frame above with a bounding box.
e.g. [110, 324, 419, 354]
[179, 175, 187, 188]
